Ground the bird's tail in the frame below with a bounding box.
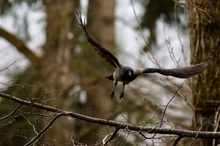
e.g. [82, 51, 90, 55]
[106, 75, 114, 80]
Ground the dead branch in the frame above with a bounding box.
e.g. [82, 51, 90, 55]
[172, 136, 183, 146]
[103, 127, 121, 145]
[24, 114, 62, 146]
[0, 92, 220, 142]
[0, 104, 21, 121]
[0, 61, 16, 71]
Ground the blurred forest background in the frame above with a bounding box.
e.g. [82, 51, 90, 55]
[0, 0, 219, 145]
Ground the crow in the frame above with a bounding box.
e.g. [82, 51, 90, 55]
[76, 12, 208, 99]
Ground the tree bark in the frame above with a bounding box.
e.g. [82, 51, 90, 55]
[41, 0, 76, 144]
[0, 1, 77, 145]
[186, 0, 220, 145]
[74, 0, 116, 144]
[87, 0, 116, 49]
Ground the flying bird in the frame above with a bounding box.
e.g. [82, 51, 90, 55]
[76, 13, 208, 99]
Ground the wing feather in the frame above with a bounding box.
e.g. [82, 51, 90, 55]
[76, 12, 120, 68]
[143, 62, 208, 78]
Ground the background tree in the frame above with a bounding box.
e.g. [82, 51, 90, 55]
[0, 0, 77, 145]
[186, 0, 220, 145]
[0, 0, 117, 145]
[72, 0, 116, 144]
[140, 0, 184, 46]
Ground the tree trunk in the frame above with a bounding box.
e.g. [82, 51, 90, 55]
[87, 0, 116, 49]
[41, 0, 76, 144]
[0, 0, 117, 145]
[186, 0, 220, 145]
[74, 0, 116, 144]
[0, 1, 77, 145]
[85, 0, 116, 114]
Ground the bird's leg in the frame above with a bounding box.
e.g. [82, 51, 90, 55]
[119, 83, 125, 100]
[110, 81, 118, 99]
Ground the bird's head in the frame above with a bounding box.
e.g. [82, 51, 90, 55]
[121, 66, 136, 82]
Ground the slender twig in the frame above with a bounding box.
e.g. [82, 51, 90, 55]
[212, 106, 220, 146]
[163, 20, 180, 67]
[130, 0, 160, 67]
[22, 114, 38, 135]
[103, 127, 120, 145]
[24, 114, 62, 146]
[171, 136, 183, 146]
[159, 81, 185, 127]
[0, 61, 16, 71]
[0, 104, 21, 121]
[173, 1, 187, 65]
[1, 92, 220, 139]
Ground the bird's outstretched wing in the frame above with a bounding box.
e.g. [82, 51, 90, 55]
[143, 62, 208, 78]
[76, 12, 120, 68]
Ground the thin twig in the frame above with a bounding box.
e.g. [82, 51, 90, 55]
[24, 114, 62, 146]
[0, 104, 21, 121]
[171, 136, 183, 146]
[0, 61, 17, 71]
[174, 1, 188, 65]
[22, 114, 38, 135]
[159, 81, 186, 127]
[130, 0, 160, 67]
[212, 106, 220, 146]
[103, 127, 120, 145]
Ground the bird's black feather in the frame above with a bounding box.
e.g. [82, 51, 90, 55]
[76, 12, 120, 68]
[143, 62, 208, 78]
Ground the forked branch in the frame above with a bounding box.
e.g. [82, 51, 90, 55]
[0, 92, 220, 144]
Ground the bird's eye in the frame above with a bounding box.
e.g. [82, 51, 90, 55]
[126, 70, 132, 77]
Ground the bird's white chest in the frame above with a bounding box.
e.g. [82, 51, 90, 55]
[113, 70, 121, 81]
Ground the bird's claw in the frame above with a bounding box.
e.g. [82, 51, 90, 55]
[110, 91, 115, 99]
[119, 92, 124, 100]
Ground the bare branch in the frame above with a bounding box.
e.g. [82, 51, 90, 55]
[171, 136, 183, 146]
[0, 27, 41, 65]
[159, 81, 185, 127]
[0, 104, 21, 121]
[0, 92, 220, 139]
[24, 114, 62, 146]
[130, 0, 160, 67]
[0, 61, 16, 71]
[213, 106, 220, 146]
[22, 114, 38, 135]
[103, 127, 120, 145]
